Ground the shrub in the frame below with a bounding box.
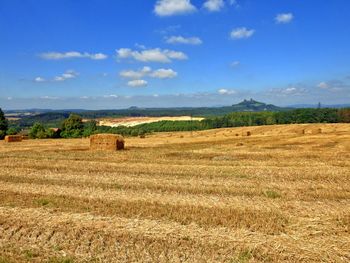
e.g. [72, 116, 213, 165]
[6, 127, 19, 135]
[0, 108, 8, 140]
[29, 122, 47, 139]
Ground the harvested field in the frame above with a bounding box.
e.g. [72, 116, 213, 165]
[0, 123, 350, 262]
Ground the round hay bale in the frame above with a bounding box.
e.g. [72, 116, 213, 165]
[246, 131, 251, 136]
[90, 134, 124, 151]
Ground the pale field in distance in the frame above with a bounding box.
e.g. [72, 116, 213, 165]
[96, 116, 204, 127]
[0, 123, 349, 262]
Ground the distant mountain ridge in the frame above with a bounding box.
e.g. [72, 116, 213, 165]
[232, 99, 284, 111]
[7, 99, 350, 129]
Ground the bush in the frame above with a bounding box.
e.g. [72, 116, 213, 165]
[0, 108, 8, 140]
[82, 120, 97, 137]
[29, 122, 47, 139]
[6, 127, 20, 135]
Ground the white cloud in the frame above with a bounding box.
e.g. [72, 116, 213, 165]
[270, 86, 307, 96]
[150, 68, 178, 79]
[127, 79, 148, 87]
[103, 94, 119, 98]
[120, 67, 178, 80]
[116, 48, 187, 63]
[54, 70, 79, 82]
[34, 71, 78, 83]
[40, 96, 59, 100]
[317, 82, 329, 89]
[120, 66, 152, 79]
[154, 0, 197, 16]
[39, 51, 108, 60]
[231, 61, 240, 67]
[218, 89, 236, 95]
[165, 35, 202, 45]
[203, 0, 225, 12]
[230, 27, 255, 39]
[282, 87, 297, 94]
[275, 13, 294, 24]
[34, 77, 46, 82]
[316, 81, 347, 92]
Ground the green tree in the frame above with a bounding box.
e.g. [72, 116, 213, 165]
[29, 122, 47, 139]
[82, 120, 97, 137]
[0, 108, 9, 139]
[6, 127, 19, 135]
[338, 108, 350, 123]
[60, 114, 84, 138]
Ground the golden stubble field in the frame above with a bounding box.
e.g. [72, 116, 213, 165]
[0, 123, 349, 262]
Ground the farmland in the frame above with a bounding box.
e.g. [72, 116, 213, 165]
[0, 123, 349, 262]
[97, 116, 204, 127]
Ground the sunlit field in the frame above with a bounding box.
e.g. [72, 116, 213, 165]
[0, 124, 349, 262]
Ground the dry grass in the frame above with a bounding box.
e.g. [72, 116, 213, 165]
[0, 123, 350, 262]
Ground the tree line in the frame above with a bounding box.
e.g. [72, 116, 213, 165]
[1, 107, 350, 140]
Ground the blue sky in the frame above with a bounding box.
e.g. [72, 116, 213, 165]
[1, 0, 350, 109]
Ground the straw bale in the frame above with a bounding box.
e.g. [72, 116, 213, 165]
[4, 135, 23, 143]
[90, 134, 124, 151]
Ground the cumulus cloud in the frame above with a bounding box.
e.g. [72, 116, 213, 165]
[275, 13, 294, 24]
[127, 79, 148, 87]
[120, 67, 178, 80]
[33, 70, 78, 83]
[230, 27, 255, 39]
[34, 77, 46, 82]
[39, 51, 108, 60]
[154, 0, 196, 16]
[203, 0, 225, 12]
[150, 68, 178, 79]
[54, 70, 79, 82]
[165, 35, 202, 45]
[317, 80, 349, 92]
[116, 48, 187, 63]
[218, 88, 236, 95]
[317, 82, 329, 89]
[120, 66, 152, 79]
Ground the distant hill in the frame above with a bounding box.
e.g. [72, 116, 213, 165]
[7, 99, 290, 128]
[231, 99, 284, 112]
